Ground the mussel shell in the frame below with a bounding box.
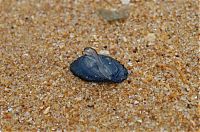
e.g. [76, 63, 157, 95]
[70, 55, 128, 83]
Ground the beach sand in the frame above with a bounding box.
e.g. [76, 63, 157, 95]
[0, 0, 199, 131]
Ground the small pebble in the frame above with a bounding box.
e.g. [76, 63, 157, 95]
[43, 106, 50, 114]
[127, 61, 133, 66]
[122, 36, 128, 42]
[145, 33, 156, 42]
[97, 6, 130, 21]
[120, 0, 130, 5]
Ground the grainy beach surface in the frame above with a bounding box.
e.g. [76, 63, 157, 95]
[0, 0, 199, 131]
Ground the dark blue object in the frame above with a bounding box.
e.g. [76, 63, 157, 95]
[70, 47, 128, 83]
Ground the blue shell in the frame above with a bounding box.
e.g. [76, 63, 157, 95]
[70, 48, 128, 83]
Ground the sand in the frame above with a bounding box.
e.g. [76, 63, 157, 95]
[0, 0, 199, 131]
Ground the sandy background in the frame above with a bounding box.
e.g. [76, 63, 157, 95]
[0, 0, 199, 131]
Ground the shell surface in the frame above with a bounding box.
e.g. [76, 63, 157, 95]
[70, 47, 128, 83]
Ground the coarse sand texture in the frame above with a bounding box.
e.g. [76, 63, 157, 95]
[0, 0, 199, 131]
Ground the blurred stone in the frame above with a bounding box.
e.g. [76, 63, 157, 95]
[145, 33, 156, 42]
[120, 0, 130, 5]
[97, 6, 130, 21]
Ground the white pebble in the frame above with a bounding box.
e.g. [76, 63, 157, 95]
[145, 33, 156, 42]
[120, 0, 130, 5]
[8, 107, 13, 112]
[122, 36, 128, 42]
[43, 106, 50, 114]
[127, 61, 133, 66]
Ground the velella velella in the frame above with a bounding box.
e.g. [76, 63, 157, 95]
[70, 47, 128, 83]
